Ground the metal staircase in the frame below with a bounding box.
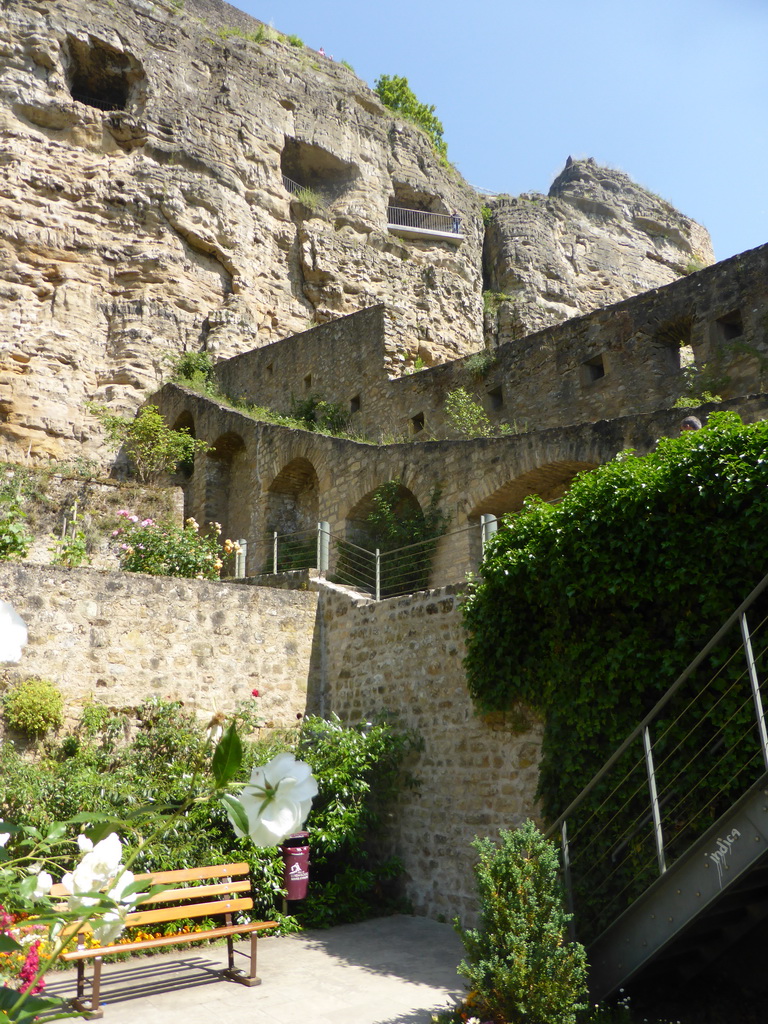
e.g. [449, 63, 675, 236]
[545, 571, 768, 1000]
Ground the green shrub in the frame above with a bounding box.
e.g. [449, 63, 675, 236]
[481, 204, 493, 224]
[0, 702, 418, 927]
[3, 678, 64, 737]
[456, 821, 587, 1024]
[293, 186, 326, 214]
[290, 395, 350, 433]
[170, 351, 217, 395]
[90, 403, 211, 482]
[286, 33, 304, 47]
[0, 511, 31, 561]
[374, 74, 447, 160]
[112, 511, 235, 580]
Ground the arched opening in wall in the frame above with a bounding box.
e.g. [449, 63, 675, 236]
[340, 482, 435, 597]
[203, 432, 250, 574]
[171, 412, 197, 480]
[62, 35, 146, 113]
[265, 458, 320, 572]
[467, 460, 597, 568]
[280, 137, 358, 203]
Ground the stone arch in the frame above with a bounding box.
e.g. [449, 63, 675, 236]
[266, 457, 320, 534]
[262, 457, 321, 573]
[466, 459, 596, 565]
[62, 35, 146, 113]
[345, 481, 422, 547]
[202, 432, 250, 567]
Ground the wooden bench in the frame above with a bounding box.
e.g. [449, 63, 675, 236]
[51, 862, 277, 1018]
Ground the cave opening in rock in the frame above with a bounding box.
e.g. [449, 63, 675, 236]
[63, 35, 145, 112]
[280, 137, 358, 199]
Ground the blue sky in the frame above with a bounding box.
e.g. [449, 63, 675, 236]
[229, 0, 767, 262]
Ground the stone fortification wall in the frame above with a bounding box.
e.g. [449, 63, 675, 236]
[208, 242, 768, 443]
[0, 562, 320, 734]
[317, 584, 543, 924]
[483, 157, 714, 344]
[0, 0, 483, 467]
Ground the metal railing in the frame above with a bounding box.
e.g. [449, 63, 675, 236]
[546, 570, 768, 946]
[387, 206, 462, 235]
[282, 175, 303, 195]
[257, 517, 499, 598]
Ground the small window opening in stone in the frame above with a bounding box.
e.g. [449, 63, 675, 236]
[411, 412, 425, 433]
[582, 354, 606, 384]
[304, 374, 312, 390]
[266, 363, 274, 378]
[716, 309, 744, 341]
[487, 385, 504, 411]
[350, 395, 361, 414]
[64, 35, 142, 112]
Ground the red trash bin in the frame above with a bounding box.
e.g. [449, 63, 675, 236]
[280, 832, 310, 900]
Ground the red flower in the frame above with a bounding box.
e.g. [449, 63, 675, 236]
[251, 688, 259, 697]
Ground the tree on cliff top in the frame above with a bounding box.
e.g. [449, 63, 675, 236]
[374, 74, 447, 160]
[462, 411, 768, 817]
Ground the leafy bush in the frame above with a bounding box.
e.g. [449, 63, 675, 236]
[170, 351, 217, 395]
[294, 187, 326, 214]
[290, 395, 350, 433]
[463, 412, 768, 825]
[374, 74, 447, 159]
[90, 403, 210, 482]
[456, 821, 587, 1024]
[3, 679, 64, 737]
[111, 511, 236, 580]
[0, 702, 417, 927]
[0, 511, 31, 562]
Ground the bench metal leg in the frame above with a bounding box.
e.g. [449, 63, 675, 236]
[70, 957, 104, 1020]
[222, 933, 261, 987]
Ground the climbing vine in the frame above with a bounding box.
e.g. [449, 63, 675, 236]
[462, 412, 768, 821]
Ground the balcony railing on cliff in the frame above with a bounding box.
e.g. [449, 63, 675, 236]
[386, 206, 464, 243]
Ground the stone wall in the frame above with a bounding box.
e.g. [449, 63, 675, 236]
[0, 562, 321, 734]
[206, 242, 768, 444]
[318, 583, 543, 924]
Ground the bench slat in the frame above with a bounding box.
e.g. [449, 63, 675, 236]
[134, 863, 251, 884]
[126, 896, 253, 927]
[60, 920, 277, 960]
[141, 879, 251, 903]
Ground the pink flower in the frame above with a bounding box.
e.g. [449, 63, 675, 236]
[111, 530, 120, 537]
[251, 689, 259, 697]
[116, 510, 133, 518]
[141, 518, 155, 527]
[128, 515, 139, 523]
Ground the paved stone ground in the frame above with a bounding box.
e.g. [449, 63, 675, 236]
[44, 916, 466, 1024]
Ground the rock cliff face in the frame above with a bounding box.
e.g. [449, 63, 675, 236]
[0, 0, 713, 468]
[0, 0, 483, 464]
[483, 157, 714, 345]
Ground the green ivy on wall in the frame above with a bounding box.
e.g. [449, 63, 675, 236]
[462, 412, 768, 822]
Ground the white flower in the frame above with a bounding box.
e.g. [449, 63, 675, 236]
[31, 871, 53, 900]
[91, 905, 130, 945]
[227, 752, 318, 848]
[62, 833, 124, 895]
[0, 833, 10, 847]
[0, 601, 27, 664]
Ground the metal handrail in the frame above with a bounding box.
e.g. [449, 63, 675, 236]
[282, 174, 303, 195]
[545, 570, 768, 841]
[546, 568, 768, 944]
[387, 205, 462, 234]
